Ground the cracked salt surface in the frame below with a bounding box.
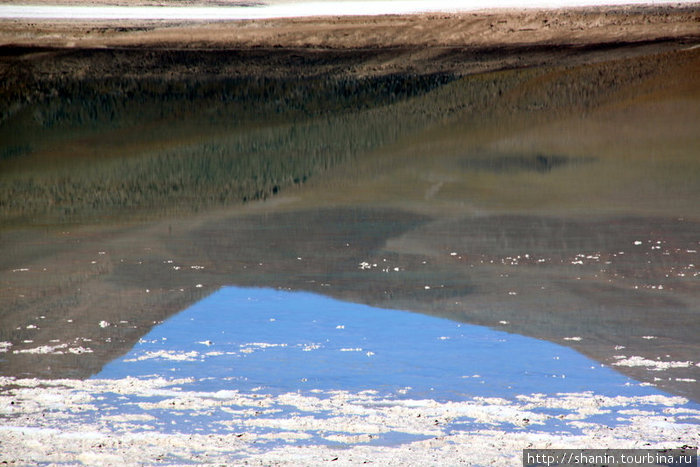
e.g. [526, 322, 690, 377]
[1, 287, 698, 464]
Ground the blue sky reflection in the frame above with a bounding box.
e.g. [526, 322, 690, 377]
[99, 286, 665, 401]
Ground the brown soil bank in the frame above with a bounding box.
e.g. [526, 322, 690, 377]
[0, 6, 699, 402]
[1, 4, 699, 52]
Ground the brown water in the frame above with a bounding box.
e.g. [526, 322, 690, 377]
[1, 45, 698, 402]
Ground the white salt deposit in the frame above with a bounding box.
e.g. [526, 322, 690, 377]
[0, 376, 697, 466]
[0, 0, 696, 22]
[613, 356, 694, 371]
[124, 350, 200, 361]
[12, 343, 93, 355]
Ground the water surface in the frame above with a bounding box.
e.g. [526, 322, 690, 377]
[92, 286, 699, 441]
[100, 286, 657, 399]
[1, 36, 698, 404]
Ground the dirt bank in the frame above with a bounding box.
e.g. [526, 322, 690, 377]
[1, 4, 699, 53]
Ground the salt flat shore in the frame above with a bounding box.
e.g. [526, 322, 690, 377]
[1, 376, 698, 466]
[1, 3, 698, 83]
[1, 2, 699, 54]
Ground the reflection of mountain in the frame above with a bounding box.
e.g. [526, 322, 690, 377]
[178, 209, 700, 401]
[0, 52, 453, 223]
[3, 40, 696, 224]
[2, 206, 698, 400]
[1, 33, 698, 402]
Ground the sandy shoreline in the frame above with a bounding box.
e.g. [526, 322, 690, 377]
[1, 4, 699, 51]
[1, 4, 698, 83]
[1, 0, 697, 15]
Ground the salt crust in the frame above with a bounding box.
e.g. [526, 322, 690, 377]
[0, 376, 698, 465]
[612, 356, 694, 371]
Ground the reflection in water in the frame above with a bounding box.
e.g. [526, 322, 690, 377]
[458, 153, 591, 173]
[99, 287, 644, 399]
[93, 286, 699, 440]
[0, 61, 451, 224]
[0, 42, 698, 406]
